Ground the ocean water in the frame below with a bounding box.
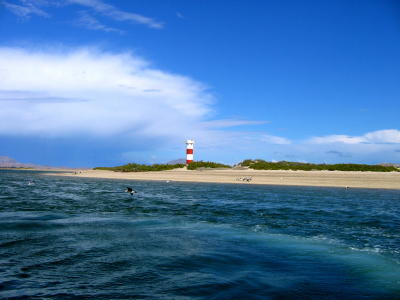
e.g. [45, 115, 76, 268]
[1, 170, 400, 299]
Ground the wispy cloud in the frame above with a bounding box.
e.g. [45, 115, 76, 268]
[326, 150, 351, 157]
[2, 0, 163, 30]
[308, 129, 400, 144]
[201, 119, 268, 128]
[261, 134, 291, 145]
[75, 11, 123, 34]
[67, 0, 163, 29]
[309, 134, 364, 144]
[3, 0, 49, 18]
[0, 90, 86, 103]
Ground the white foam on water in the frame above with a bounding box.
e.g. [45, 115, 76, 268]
[259, 232, 400, 293]
[191, 222, 400, 294]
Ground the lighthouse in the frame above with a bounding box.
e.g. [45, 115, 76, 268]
[186, 139, 194, 164]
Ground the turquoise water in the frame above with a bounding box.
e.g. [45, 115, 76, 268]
[1, 170, 400, 299]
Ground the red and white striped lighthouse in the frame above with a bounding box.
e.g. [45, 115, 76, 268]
[186, 139, 194, 164]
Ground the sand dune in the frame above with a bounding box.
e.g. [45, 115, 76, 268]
[50, 168, 400, 190]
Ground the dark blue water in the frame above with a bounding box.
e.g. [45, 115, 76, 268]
[1, 170, 400, 299]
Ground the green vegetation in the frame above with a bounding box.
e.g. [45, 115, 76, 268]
[94, 163, 185, 172]
[94, 161, 231, 172]
[240, 159, 399, 172]
[186, 161, 231, 170]
[94, 160, 398, 173]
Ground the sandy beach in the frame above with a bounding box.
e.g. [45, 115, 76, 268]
[49, 168, 400, 190]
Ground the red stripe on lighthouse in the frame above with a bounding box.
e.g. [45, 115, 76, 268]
[186, 149, 193, 154]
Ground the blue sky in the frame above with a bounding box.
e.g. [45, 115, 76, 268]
[0, 0, 399, 167]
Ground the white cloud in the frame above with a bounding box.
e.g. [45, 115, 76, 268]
[0, 46, 292, 165]
[1, 47, 397, 164]
[0, 47, 212, 138]
[308, 129, 400, 145]
[364, 129, 400, 144]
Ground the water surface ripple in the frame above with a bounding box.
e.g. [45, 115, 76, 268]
[1, 170, 400, 299]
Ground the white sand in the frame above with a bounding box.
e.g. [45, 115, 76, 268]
[49, 168, 400, 190]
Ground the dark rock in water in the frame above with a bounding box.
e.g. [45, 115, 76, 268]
[17, 273, 30, 278]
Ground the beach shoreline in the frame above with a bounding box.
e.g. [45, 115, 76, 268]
[44, 168, 400, 190]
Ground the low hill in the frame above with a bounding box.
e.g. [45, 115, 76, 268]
[380, 163, 400, 168]
[0, 156, 38, 168]
[166, 159, 186, 165]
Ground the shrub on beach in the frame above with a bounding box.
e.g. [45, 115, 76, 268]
[94, 163, 185, 172]
[94, 161, 231, 171]
[186, 161, 231, 170]
[239, 160, 399, 172]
